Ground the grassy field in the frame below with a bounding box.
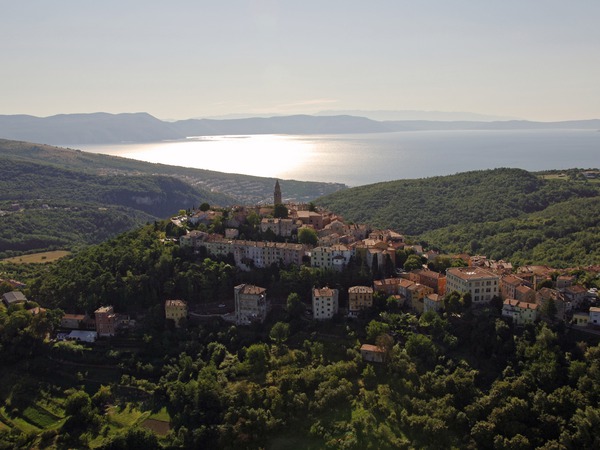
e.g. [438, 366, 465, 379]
[539, 173, 569, 180]
[1, 250, 71, 264]
[21, 404, 63, 429]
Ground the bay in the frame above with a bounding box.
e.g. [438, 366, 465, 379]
[76, 129, 599, 187]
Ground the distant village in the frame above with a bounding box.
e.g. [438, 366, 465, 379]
[3, 181, 600, 352]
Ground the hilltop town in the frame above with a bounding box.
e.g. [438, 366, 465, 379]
[6, 180, 597, 341]
[165, 181, 599, 329]
[2, 180, 600, 449]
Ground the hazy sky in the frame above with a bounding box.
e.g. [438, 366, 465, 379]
[2, 1, 599, 121]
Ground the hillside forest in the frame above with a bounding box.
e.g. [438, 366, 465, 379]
[316, 168, 600, 268]
[1, 222, 600, 448]
[1, 139, 600, 448]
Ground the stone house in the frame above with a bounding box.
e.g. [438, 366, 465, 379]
[373, 278, 403, 296]
[409, 268, 447, 295]
[165, 299, 188, 327]
[95, 306, 117, 337]
[61, 314, 87, 329]
[234, 284, 268, 325]
[424, 293, 443, 313]
[407, 283, 434, 314]
[501, 274, 526, 300]
[360, 344, 386, 363]
[556, 275, 576, 289]
[515, 285, 536, 304]
[536, 288, 567, 321]
[563, 285, 587, 309]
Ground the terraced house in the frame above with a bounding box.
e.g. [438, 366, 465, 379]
[202, 238, 306, 271]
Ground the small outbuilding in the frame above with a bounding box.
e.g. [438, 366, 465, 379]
[2, 291, 27, 307]
[360, 344, 386, 363]
[61, 314, 87, 329]
[67, 330, 98, 343]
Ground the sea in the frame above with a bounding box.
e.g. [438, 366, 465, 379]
[75, 129, 600, 187]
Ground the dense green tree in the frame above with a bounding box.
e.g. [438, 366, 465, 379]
[365, 320, 391, 343]
[245, 343, 270, 373]
[99, 427, 160, 450]
[403, 254, 423, 271]
[405, 333, 437, 370]
[298, 227, 318, 246]
[286, 292, 305, 318]
[273, 204, 288, 218]
[269, 321, 290, 345]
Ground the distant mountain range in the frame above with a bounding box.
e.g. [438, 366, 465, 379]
[315, 109, 520, 121]
[0, 112, 599, 146]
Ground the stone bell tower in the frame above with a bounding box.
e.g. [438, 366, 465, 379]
[274, 180, 282, 205]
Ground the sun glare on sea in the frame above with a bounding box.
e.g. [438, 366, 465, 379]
[88, 135, 315, 179]
[181, 135, 314, 178]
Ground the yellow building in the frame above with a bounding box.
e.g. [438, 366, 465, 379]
[165, 299, 188, 327]
[408, 283, 434, 314]
[348, 286, 374, 316]
[572, 311, 589, 327]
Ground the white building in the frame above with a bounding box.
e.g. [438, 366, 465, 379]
[203, 238, 306, 271]
[312, 287, 339, 320]
[311, 245, 353, 271]
[502, 299, 539, 325]
[589, 307, 600, 327]
[446, 267, 500, 304]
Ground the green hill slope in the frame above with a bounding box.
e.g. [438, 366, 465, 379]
[0, 158, 226, 257]
[420, 196, 600, 268]
[0, 138, 345, 256]
[0, 139, 346, 204]
[316, 168, 599, 235]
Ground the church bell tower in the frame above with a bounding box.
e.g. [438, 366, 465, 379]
[274, 180, 282, 205]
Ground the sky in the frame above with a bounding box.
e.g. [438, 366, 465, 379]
[1, 1, 599, 121]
